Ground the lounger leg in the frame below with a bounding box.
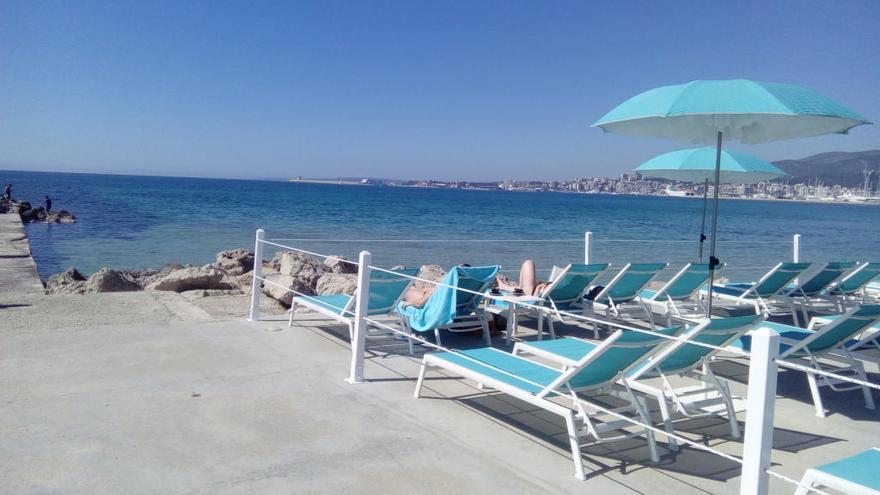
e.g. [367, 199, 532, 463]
[434, 328, 442, 347]
[857, 363, 876, 410]
[287, 300, 296, 326]
[564, 412, 586, 480]
[806, 372, 827, 418]
[637, 395, 660, 463]
[414, 362, 428, 398]
[403, 316, 414, 355]
[657, 393, 678, 451]
[794, 470, 817, 495]
[538, 311, 544, 335]
[481, 314, 492, 346]
[548, 316, 556, 340]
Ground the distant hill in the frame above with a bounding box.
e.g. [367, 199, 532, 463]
[772, 150, 880, 187]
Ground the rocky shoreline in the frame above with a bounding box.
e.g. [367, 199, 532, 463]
[1, 199, 77, 224]
[45, 248, 446, 309]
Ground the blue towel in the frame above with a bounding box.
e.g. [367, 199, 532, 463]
[398, 265, 499, 332]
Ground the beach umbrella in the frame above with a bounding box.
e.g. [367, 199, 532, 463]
[635, 147, 788, 262]
[594, 79, 871, 316]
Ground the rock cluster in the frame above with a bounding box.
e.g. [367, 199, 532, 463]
[259, 252, 440, 308]
[44, 248, 441, 308]
[260, 251, 351, 306]
[45, 249, 255, 295]
[12, 201, 77, 224]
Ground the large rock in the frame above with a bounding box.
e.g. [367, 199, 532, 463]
[261, 272, 315, 307]
[180, 288, 244, 299]
[214, 248, 254, 276]
[46, 210, 76, 224]
[45, 267, 88, 295]
[145, 266, 229, 292]
[414, 264, 445, 290]
[123, 264, 184, 288]
[224, 272, 254, 294]
[279, 251, 323, 275]
[20, 206, 46, 223]
[315, 273, 358, 295]
[323, 255, 358, 274]
[86, 267, 141, 293]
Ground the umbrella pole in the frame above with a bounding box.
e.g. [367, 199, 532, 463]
[705, 131, 723, 318]
[699, 178, 709, 263]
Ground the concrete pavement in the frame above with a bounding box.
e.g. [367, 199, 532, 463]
[3, 303, 879, 494]
[0, 212, 43, 297]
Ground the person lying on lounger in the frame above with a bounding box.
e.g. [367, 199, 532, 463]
[403, 260, 546, 309]
[402, 263, 473, 308]
[495, 259, 549, 297]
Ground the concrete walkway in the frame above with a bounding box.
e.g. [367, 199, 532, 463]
[0, 212, 44, 296]
[2, 306, 879, 494]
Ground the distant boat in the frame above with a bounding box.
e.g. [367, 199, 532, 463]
[665, 185, 694, 197]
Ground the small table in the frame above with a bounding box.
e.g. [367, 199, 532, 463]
[486, 294, 545, 345]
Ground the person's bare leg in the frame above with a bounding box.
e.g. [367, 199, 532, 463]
[519, 259, 538, 295]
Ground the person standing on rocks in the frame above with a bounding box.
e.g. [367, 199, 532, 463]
[3, 184, 10, 201]
[44, 196, 52, 213]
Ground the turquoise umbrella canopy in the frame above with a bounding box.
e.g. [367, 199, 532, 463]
[636, 147, 788, 263]
[594, 79, 871, 144]
[635, 147, 788, 183]
[594, 79, 870, 317]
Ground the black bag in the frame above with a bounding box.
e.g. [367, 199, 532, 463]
[585, 285, 605, 301]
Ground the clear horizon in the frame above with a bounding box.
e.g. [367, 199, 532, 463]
[2, 1, 878, 181]
[2, 146, 879, 183]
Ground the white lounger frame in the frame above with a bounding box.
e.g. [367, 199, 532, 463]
[414, 331, 660, 480]
[289, 277, 415, 350]
[778, 307, 880, 418]
[638, 262, 718, 325]
[586, 262, 668, 335]
[796, 448, 880, 495]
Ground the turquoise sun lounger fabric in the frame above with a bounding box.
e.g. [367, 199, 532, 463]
[398, 265, 499, 332]
[814, 448, 880, 491]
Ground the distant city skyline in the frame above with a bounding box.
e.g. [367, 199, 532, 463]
[1, 1, 878, 181]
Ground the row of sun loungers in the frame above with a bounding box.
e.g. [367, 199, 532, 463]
[284, 257, 880, 490]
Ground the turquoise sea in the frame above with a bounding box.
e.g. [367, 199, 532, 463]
[4, 170, 879, 281]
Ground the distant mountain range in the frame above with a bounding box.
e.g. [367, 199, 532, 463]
[773, 150, 880, 188]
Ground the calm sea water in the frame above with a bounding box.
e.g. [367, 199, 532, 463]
[3, 170, 879, 282]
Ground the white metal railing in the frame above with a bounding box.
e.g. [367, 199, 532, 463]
[263, 229, 802, 272]
[247, 229, 874, 495]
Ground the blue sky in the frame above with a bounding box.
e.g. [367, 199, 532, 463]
[1, 0, 878, 181]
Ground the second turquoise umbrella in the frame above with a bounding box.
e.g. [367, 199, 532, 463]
[636, 147, 788, 262]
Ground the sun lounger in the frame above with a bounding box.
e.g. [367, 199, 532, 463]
[796, 447, 880, 495]
[638, 262, 719, 324]
[826, 262, 880, 309]
[733, 304, 880, 417]
[289, 267, 419, 343]
[414, 326, 683, 480]
[781, 261, 858, 325]
[487, 263, 610, 342]
[702, 262, 811, 319]
[812, 312, 880, 351]
[398, 265, 499, 347]
[587, 262, 669, 335]
[514, 315, 762, 449]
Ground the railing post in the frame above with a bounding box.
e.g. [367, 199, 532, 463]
[584, 230, 592, 265]
[792, 234, 800, 263]
[248, 229, 265, 322]
[346, 250, 372, 384]
[739, 326, 780, 495]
